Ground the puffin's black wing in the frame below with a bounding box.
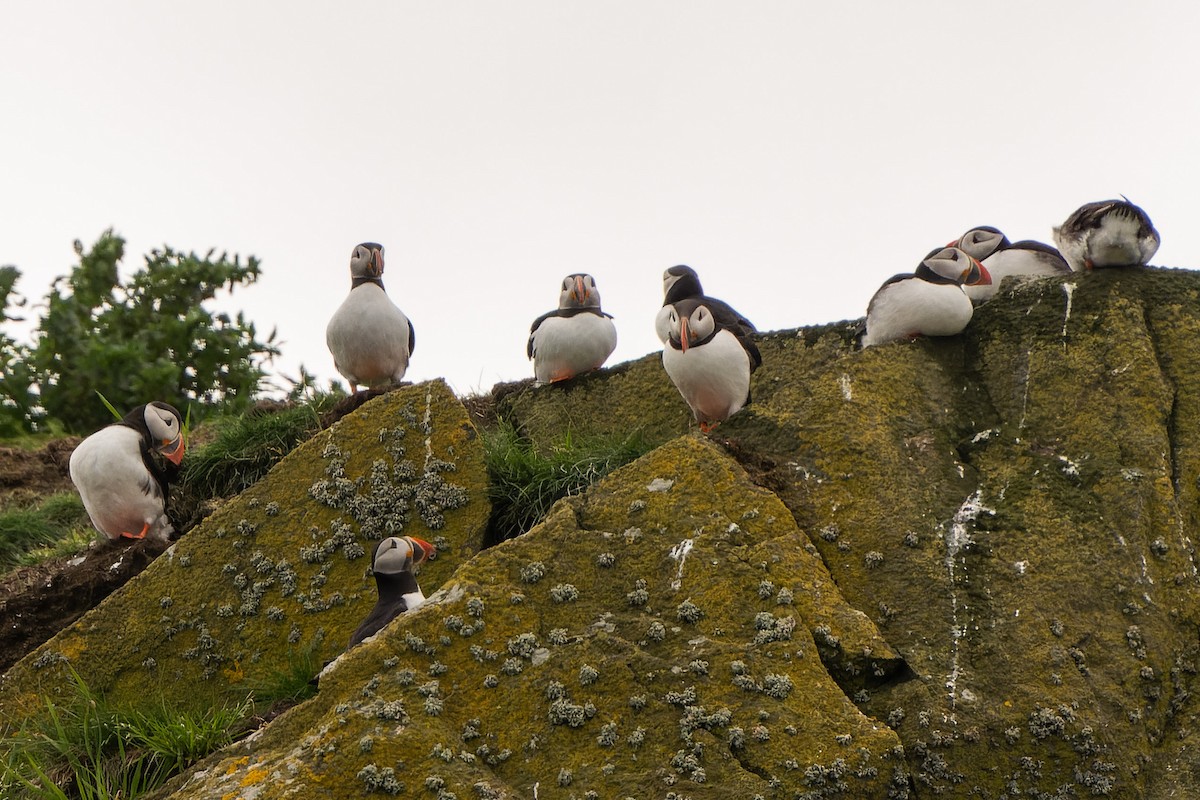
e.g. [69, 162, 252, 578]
[740, 333, 763, 372]
[408, 319, 416, 356]
[528, 309, 561, 359]
[703, 296, 757, 337]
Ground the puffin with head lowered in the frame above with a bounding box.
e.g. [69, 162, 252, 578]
[860, 246, 992, 348]
[952, 225, 1070, 304]
[69, 401, 186, 542]
[655, 265, 756, 344]
[348, 535, 436, 650]
[662, 297, 762, 432]
[1053, 198, 1160, 272]
[527, 273, 618, 384]
[326, 242, 415, 392]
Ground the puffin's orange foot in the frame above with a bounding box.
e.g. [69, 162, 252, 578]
[699, 420, 719, 433]
[120, 523, 150, 540]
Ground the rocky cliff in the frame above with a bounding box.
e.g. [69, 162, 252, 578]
[4, 267, 1200, 799]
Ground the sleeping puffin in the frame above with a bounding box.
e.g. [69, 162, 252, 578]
[348, 535, 436, 649]
[1053, 198, 1160, 271]
[326, 242, 415, 392]
[952, 226, 1070, 303]
[69, 402, 186, 542]
[662, 297, 761, 432]
[527, 273, 618, 384]
[861, 247, 992, 348]
[654, 265, 755, 344]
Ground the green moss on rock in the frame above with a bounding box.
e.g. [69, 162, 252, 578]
[0, 380, 489, 725]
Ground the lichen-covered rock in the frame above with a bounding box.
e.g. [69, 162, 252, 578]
[156, 437, 908, 799]
[0, 380, 489, 722]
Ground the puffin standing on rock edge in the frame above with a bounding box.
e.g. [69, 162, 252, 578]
[69, 401, 187, 542]
[662, 297, 761, 432]
[860, 246, 992, 348]
[347, 536, 436, 650]
[1053, 198, 1161, 271]
[527, 273, 618, 384]
[326, 242, 415, 393]
[952, 226, 1070, 304]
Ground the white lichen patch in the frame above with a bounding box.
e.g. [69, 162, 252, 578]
[669, 538, 695, 591]
[1061, 282, 1075, 338]
[839, 374, 853, 401]
[647, 478, 675, 493]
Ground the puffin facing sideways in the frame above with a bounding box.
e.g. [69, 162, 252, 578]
[528, 273, 617, 384]
[861, 247, 991, 348]
[1053, 198, 1160, 271]
[326, 242, 415, 392]
[953, 226, 1070, 304]
[662, 297, 761, 432]
[348, 535, 436, 650]
[69, 402, 186, 542]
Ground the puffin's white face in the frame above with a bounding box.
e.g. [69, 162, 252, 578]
[350, 243, 385, 279]
[667, 303, 715, 352]
[144, 403, 185, 464]
[956, 228, 1006, 261]
[558, 274, 601, 309]
[922, 247, 991, 286]
[373, 536, 436, 575]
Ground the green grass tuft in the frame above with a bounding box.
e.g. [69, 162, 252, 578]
[0, 493, 92, 572]
[1, 668, 250, 799]
[483, 421, 654, 544]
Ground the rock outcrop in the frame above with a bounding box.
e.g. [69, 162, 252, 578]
[4, 267, 1200, 799]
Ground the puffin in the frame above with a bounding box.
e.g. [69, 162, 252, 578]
[326, 242, 415, 392]
[1053, 198, 1160, 271]
[654, 265, 755, 344]
[860, 247, 992, 348]
[952, 226, 1071, 304]
[68, 401, 186, 542]
[347, 535, 436, 649]
[527, 273, 618, 384]
[661, 297, 762, 432]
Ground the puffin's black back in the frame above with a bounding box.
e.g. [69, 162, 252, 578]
[119, 402, 182, 501]
[347, 540, 422, 649]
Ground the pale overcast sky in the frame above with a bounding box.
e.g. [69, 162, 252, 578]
[3, 2, 1197, 398]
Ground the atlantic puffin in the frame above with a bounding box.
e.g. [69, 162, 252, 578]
[1053, 198, 1160, 271]
[326, 242, 415, 392]
[662, 297, 762, 432]
[654, 265, 755, 344]
[861, 247, 992, 348]
[347, 535, 436, 649]
[952, 226, 1070, 303]
[527, 273, 618, 384]
[69, 402, 186, 542]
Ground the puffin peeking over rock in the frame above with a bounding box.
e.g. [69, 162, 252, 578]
[69, 401, 186, 542]
[347, 535, 436, 650]
[655, 264, 755, 344]
[326, 242, 415, 392]
[952, 225, 1070, 304]
[661, 297, 762, 432]
[527, 273, 618, 384]
[861, 246, 991, 348]
[1053, 198, 1160, 271]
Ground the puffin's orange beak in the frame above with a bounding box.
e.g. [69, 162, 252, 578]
[161, 436, 186, 465]
[370, 249, 384, 277]
[679, 317, 690, 353]
[408, 536, 436, 565]
[573, 275, 586, 304]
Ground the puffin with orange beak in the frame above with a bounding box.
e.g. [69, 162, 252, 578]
[527, 273, 618, 384]
[326, 242, 415, 392]
[69, 401, 187, 542]
[348, 535, 437, 649]
[654, 264, 756, 344]
[951, 226, 1070, 305]
[662, 297, 761, 432]
[860, 246, 992, 348]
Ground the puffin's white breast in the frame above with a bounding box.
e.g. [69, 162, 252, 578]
[69, 426, 169, 540]
[862, 279, 973, 347]
[326, 285, 412, 386]
[531, 313, 617, 383]
[662, 329, 751, 423]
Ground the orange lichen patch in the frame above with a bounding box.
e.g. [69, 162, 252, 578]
[240, 766, 269, 786]
[223, 660, 245, 684]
